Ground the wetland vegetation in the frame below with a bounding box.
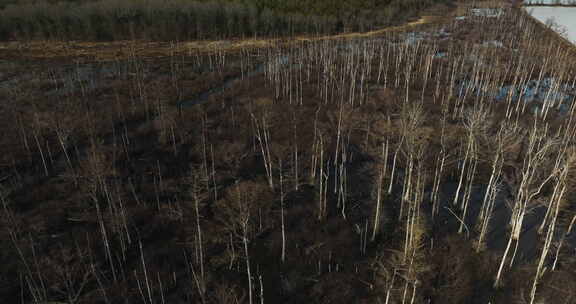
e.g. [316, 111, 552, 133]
[1, 1, 576, 304]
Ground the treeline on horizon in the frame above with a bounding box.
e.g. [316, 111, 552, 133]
[523, 0, 576, 6]
[0, 0, 448, 41]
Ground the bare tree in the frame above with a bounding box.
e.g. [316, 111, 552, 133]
[216, 181, 271, 304]
[494, 122, 558, 287]
[529, 157, 568, 304]
[455, 106, 488, 235]
[372, 139, 388, 241]
[188, 169, 206, 302]
[251, 110, 274, 190]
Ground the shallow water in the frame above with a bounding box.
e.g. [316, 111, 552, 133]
[527, 6, 576, 43]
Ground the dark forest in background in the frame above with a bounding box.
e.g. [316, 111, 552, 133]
[0, 0, 452, 41]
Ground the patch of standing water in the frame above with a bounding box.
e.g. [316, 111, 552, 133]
[404, 32, 427, 44]
[470, 8, 503, 18]
[481, 40, 504, 48]
[401, 28, 451, 45]
[456, 77, 576, 114]
[456, 8, 504, 20]
[434, 52, 448, 58]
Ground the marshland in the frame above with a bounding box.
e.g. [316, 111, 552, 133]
[1, 0, 576, 303]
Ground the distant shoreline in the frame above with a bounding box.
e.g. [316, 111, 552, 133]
[520, 6, 576, 49]
[523, 4, 576, 7]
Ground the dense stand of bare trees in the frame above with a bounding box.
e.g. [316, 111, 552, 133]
[257, 5, 576, 301]
[4, 3, 576, 304]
